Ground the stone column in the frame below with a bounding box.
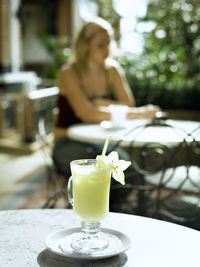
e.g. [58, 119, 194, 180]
[0, 0, 21, 74]
[57, 0, 72, 39]
[9, 0, 22, 72]
[0, 0, 11, 73]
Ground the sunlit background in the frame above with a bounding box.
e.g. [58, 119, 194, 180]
[0, 0, 199, 145]
[79, 0, 149, 54]
[0, 0, 200, 211]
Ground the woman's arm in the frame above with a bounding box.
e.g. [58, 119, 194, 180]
[108, 61, 161, 119]
[90, 97, 124, 107]
[89, 61, 135, 108]
[109, 61, 136, 107]
[58, 65, 112, 123]
[127, 105, 161, 119]
[58, 64, 161, 124]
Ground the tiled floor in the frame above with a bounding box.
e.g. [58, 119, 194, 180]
[0, 148, 51, 210]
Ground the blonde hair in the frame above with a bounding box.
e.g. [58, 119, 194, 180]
[71, 18, 114, 71]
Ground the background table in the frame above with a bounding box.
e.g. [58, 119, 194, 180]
[67, 119, 200, 147]
[1, 209, 200, 267]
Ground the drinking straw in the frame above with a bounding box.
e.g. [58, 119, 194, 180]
[101, 135, 123, 156]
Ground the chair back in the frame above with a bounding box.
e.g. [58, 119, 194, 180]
[113, 120, 200, 230]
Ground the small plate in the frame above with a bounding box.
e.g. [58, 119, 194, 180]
[45, 227, 131, 260]
[100, 121, 126, 130]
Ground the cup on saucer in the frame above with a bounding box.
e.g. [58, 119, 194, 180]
[109, 104, 128, 128]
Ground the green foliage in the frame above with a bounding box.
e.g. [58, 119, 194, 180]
[37, 0, 200, 109]
[119, 0, 200, 109]
[98, 0, 120, 26]
[38, 33, 71, 80]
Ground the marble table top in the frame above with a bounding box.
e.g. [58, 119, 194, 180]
[1, 209, 200, 267]
[67, 119, 200, 147]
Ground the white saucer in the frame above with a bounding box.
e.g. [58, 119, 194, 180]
[100, 120, 126, 130]
[45, 227, 131, 260]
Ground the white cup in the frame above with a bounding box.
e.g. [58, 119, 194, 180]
[109, 104, 128, 127]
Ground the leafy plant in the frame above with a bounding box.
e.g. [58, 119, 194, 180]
[118, 0, 200, 110]
[38, 32, 71, 80]
[98, 0, 120, 26]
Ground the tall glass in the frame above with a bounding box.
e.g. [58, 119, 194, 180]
[67, 159, 113, 253]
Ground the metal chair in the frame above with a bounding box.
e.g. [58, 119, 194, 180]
[112, 120, 200, 230]
[37, 117, 70, 208]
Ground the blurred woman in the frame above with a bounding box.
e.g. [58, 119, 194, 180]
[54, 17, 160, 140]
[53, 17, 160, 176]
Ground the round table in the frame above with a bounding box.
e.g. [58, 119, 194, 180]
[1, 209, 200, 267]
[67, 119, 200, 147]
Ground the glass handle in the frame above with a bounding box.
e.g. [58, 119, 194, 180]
[67, 176, 73, 206]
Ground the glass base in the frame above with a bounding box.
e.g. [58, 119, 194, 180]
[59, 224, 122, 256]
[71, 231, 109, 252]
[71, 221, 109, 253]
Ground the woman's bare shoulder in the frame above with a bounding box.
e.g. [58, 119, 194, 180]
[60, 63, 75, 76]
[59, 63, 79, 85]
[58, 63, 79, 94]
[106, 58, 124, 78]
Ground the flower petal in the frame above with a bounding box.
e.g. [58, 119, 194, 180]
[112, 168, 125, 185]
[107, 151, 119, 163]
[118, 160, 131, 171]
[96, 151, 131, 185]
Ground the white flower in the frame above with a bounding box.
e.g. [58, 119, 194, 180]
[96, 151, 131, 185]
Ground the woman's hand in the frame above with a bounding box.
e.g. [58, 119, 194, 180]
[140, 104, 161, 119]
[91, 98, 112, 107]
[91, 97, 129, 107]
[128, 104, 161, 120]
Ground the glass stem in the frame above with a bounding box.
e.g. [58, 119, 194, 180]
[81, 221, 100, 238]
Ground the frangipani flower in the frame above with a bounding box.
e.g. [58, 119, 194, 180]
[96, 151, 131, 185]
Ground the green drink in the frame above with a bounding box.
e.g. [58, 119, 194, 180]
[71, 159, 112, 223]
[65, 137, 131, 254]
